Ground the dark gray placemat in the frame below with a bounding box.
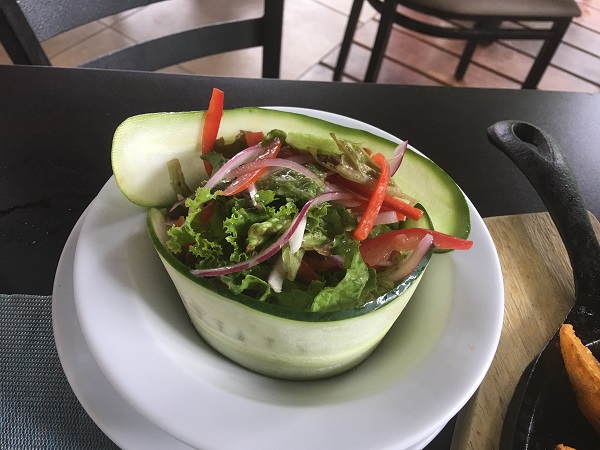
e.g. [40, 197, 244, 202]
[0, 294, 120, 449]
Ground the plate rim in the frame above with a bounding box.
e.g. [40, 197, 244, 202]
[52, 209, 194, 450]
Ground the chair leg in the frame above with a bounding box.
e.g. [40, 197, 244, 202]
[455, 19, 501, 81]
[522, 19, 570, 89]
[455, 39, 477, 80]
[333, 0, 364, 81]
[364, 0, 397, 82]
[0, 2, 50, 65]
[261, 0, 284, 79]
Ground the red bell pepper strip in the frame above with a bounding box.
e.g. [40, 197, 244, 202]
[222, 137, 282, 196]
[331, 174, 423, 222]
[245, 131, 264, 147]
[201, 88, 224, 176]
[379, 193, 422, 222]
[360, 227, 473, 267]
[353, 153, 390, 241]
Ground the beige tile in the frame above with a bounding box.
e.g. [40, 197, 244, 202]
[298, 62, 335, 81]
[158, 64, 195, 75]
[580, 0, 600, 8]
[322, 43, 443, 86]
[353, 7, 458, 51]
[98, 7, 145, 26]
[110, 0, 264, 43]
[575, 2, 600, 30]
[468, 38, 600, 88]
[500, 39, 543, 56]
[0, 0, 594, 93]
[175, 0, 350, 80]
[313, 0, 378, 23]
[179, 47, 263, 78]
[563, 23, 600, 58]
[539, 66, 600, 92]
[343, 23, 522, 88]
[548, 43, 600, 85]
[352, 19, 525, 87]
[298, 62, 354, 82]
[501, 23, 600, 60]
[322, 42, 369, 79]
[50, 28, 135, 67]
[280, 0, 350, 79]
[41, 21, 106, 58]
[0, 46, 12, 65]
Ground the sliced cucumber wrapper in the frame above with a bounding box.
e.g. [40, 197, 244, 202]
[112, 108, 471, 241]
[147, 207, 430, 380]
[111, 107, 470, 379]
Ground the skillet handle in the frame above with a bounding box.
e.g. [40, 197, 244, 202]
[487, 120, 600, 316]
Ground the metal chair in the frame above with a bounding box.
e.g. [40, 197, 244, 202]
[0, 0, 283, 77]
[334, 0, 581, 88]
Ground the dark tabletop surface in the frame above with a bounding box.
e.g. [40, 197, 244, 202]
[1, 64, 600, 449]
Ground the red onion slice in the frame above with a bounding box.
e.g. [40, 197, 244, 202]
[388, 141, 407, 176]
[324, 180, 343, 193]
[226, 158, 323, 185]
[386, 234, 433, 283]
[331, 198, 361, 209]
[267, 255, 286, 293]
[204, 143, 263, 190]
[247, 183, 260, 209]
[369, 210, 401, 226]
[288, 215, 307, 254]
[285, 154, 315, 165]
[191, 191, 354, 277]
[168, 194, 187, 212]
[329, 254, 344, 268]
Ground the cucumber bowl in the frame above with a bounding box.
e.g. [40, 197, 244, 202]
[112, 106, 470, 380]
[148, 207, 430, 379]
[72, 107, 503, 450]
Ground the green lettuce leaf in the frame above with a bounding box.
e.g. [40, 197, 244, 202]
[245, 200, 297, 253]
[164, 130, 407, 313]
[220, 271, 272, 302]
[310, 240, 374, 312]
[281, 245, 305, 281]
[256, 169, 324, 203]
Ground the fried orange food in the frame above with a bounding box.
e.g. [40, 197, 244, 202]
[555, 444, 576, 450]
[559, 323, 600, 434]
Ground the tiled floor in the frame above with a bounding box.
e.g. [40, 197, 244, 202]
[1, 0, 599, 92]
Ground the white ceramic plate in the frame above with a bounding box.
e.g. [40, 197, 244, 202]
[54, 211, 440, 450]
[52, 209, 194, 450]
[72, 108, 503, 450]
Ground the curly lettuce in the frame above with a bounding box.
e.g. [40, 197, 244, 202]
[165, 133, 390, 313]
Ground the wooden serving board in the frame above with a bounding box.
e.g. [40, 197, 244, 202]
[450, 212, 600, 450]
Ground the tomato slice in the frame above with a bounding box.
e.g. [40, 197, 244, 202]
[245, 131, 264, 147]
[360, 228, 473, 267]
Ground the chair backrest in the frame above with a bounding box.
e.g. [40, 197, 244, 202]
[0, 0, 283, 77]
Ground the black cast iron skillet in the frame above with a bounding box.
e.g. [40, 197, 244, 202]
[487, 120, 600, 449]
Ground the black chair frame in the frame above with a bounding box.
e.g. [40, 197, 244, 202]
[334, 0, 579, 88]
[0, 0, 283, 78]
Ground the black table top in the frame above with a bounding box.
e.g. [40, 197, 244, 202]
[2, 64, 600, 449]
[3, 65, 600, 295]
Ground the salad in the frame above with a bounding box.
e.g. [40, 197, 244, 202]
[112, 88, 475, 378]
[160, 89, 472, 314]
